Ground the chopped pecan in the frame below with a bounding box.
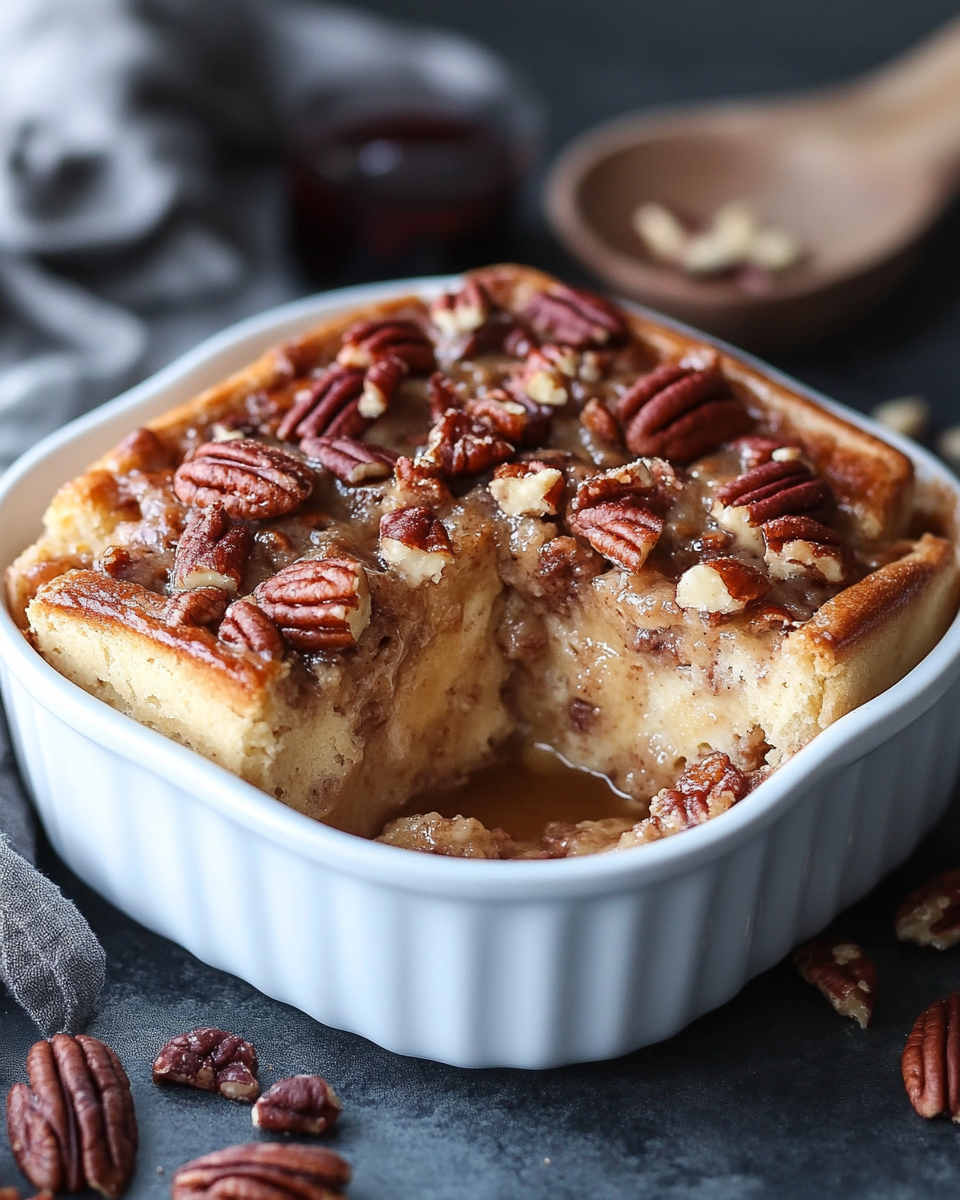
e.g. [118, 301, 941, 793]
[714, 459, 833, 530]
[173, 502, 252, 592]
[580, 397, 621, 443]
[793, 939, 876, 1028]
[174, 441, 314, 521]
[730, 435, 799, 470]
[516, 344, 580, 407]
[301, 436, 398, 485]
[164, 587, 230, 628]
[428, 371, 462, 421]
[359, 354, 407, 419]
[465, 391, 533, 443]
[675, 557, 771, 614]
[172, 1144, 350, 1200]
[7, 1035, 138, 1199]
[896, 870, 960, 950]
[534, 535, 605, 608]
[571, 459, 675, 515]
[377, 812, 513, 859]
[616, 361, 750, 461]
[336, 318, 435, 374]
[276, 367, 367, 444]
[393, 455, 452, 508]
[521, 285, 628, 348]
[490, 461, 564, 517]
[219, 600, 285, 659]
[503, 324, 535, 358]
[902, 993, 960, 1120]
[430, 278, 490, 337]
[152, 1028, 258, 1103]
[255, 556, 371, 650]
[419, 410, 515, 477]
[570, 502, 664, 572]
[95, 545, 170, 592]
[380, 506, 453, 585]
[109, 427, 174, 474]
[618, 752, 750, 847]
[762, 515, 851, 584]
[252, 1076, 342, 1136]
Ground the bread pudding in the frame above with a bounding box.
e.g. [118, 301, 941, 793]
[7, 265, 959, 859]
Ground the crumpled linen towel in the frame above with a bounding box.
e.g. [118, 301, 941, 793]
[0, 0, 528, 1031]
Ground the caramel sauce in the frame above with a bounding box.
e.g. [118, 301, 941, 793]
[397, 744, 644, 843]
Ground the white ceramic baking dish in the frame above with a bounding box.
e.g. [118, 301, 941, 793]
[2, 279, 959, 1069]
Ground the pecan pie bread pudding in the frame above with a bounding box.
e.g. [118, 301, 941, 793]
[6, 265, 959, 859]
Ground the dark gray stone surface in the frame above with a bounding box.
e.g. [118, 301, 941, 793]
[6, 2, 960, 1197]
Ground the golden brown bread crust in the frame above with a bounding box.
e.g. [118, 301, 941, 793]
[7, 262, 960, 848]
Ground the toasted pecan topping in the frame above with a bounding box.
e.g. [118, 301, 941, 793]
[619, 752, 750, 848]
[714, 459, 833, 525]
[490, 461, 564, 517]
[465, 391, 532, 443]
[896, 870, 960, 950]
[428, 371, 462, 421]
[164, 587, 230, 628]
[174, 441, 314, 521]
[336, 318, 435, 374]
[7, 1035, 138, 1199]
[255, 557, 371, 650]
[730, 435, 798, 470]
[380, 506, 453, 585]
[675, 557, 770, 614]
[902, 993, 960, 1121]
[359, 354, 408, 418]
[793, 939, 876, 1028]
[153, 1028, 259, 1103]
[580, 397, 621, 444]
[173, 502, 252, 592]
[172, 1143, 351, 1200]
[219, 600, 284, 659]
[276, 366, 367, 443]
[571, 458, 674, 514]
[570, 502, 663, 572]
[419, 409, 515, 477]
[430, 279, 490, 337]
[616, 361, 750, 461]
[762, 515, 851, 584]
[517, 344, 580, 407]
[521, 285, 628, 348]
[301, 436, 398, 485]
[393, 455, 452, 508]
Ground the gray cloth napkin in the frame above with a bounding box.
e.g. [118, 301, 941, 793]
[0, 0, 529, 1031]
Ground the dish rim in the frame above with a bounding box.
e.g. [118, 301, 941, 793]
[2, 274, 959, 901]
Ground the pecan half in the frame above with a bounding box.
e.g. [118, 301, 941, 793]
[393, 455, 452, 508]
[616, 361, 750, 461]
[714, 459, 833, 530]
[570, 502, 663, 572]
[301, 436, 398, 485]
[173, 502, 252, 591]
[521, 285, 628, 348]
[276, 367, 367, 444]
[251, 1076, 342, 1136]
[902, 992, 960, 1121]
[428, 371, 462, 421]
[164, 587, 230, 628]
[793, 939, 876, 1028]
[359, 354, 407, 418]
[255, 557, 371, 650]
[675, 557, 771, 614]
[219, 600, 284, 659]
[336, 318, 435, 373]
[490, 461, 564, 517]
[7, 1035, 138, 1199]
[172, 1144, 350, 1200]
[152, 1028, 258, 1103]
[430, 279, 490, 337]
[95, 545, 170, 592]
[380, 506, 453, 585]
[619, 752, 750, 847]
[419, 410, 514, 477]
[174, 441, 314, 521]
[896, 870, 960, 950]
[762, 515, 851, 584]
[730, 435, 799, 470]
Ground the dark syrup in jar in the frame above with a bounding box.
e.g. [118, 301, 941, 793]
[288, 108, 518, 285]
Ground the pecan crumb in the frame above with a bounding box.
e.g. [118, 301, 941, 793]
[153, 1027, 259, 1103]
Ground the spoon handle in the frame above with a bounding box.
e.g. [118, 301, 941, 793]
[838, 16, 960, 182]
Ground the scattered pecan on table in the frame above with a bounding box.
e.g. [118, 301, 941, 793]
[174, 441, 314, 521]
[793, 939, 876, 1028]
[172, 1144, 350, 1200]
[895, 869, 960, 950]
[153, 1027, 259, 1103]
[252, 1076, 342, 1135]
[7, 1034, 138, 1199]
[902, 992, 960, 1121]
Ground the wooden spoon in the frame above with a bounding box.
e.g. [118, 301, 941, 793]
[544, 18, 960, 351]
